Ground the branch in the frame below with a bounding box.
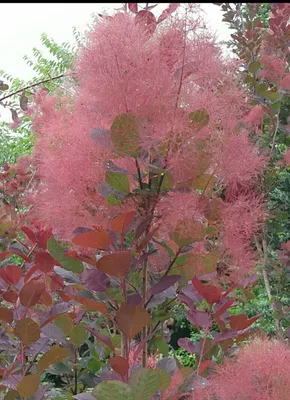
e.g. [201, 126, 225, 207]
[0, 73, 75, 103]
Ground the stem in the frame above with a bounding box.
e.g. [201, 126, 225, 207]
[196, 324, 210, 374]
[142, 258, 148, 367]
[73, 348, 78, 395]
[0, 73, 74, 103]
[121, 278, 129, 359]
[144, 249, 181, 309]
[135, 158, 144, 190]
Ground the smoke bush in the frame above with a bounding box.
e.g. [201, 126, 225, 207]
[27, 4, 265, 277]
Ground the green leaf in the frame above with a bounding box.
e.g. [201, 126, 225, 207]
[106, 171, 130, 193]
[128, 367, 159, 400]
[54, 314, 73, 336]
[107, 194, 122, 206]
[88, 357, 102, 373]
[110, 113, 142, 158]
[154, 367, 171, 392]
[155, 338, 169, 356]
[160, 171, 174, 191]
[264, 90, 281, 102]
[92, 380, 135, 400]
[248, 61, 260, 74]
[256, 83, 268, 97]
[70, 323, 88, 347]
[47, 238, 83, 273]
[189, 109, 210, 131]
[153, 240, 175, 257]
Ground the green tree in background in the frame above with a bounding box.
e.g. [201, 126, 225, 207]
[0, 29, 83, 165]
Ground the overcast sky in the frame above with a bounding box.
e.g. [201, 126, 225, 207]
[0, 3, 231, 120]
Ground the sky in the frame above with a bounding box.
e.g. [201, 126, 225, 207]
[0, 3, 232, 121]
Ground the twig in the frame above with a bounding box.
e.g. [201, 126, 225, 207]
[270, 112, 280, 158]
[0, 73, 75, 103]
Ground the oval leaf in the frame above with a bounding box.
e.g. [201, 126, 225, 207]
[111, 211, 135, 235]
[92, 380, 134, 400]
[151, 275, 180, 295]
[19, 280, 45, 308]
[70, 323, 89, 347]
[192, 277, 222, 306]
[67, 294, 108, 315]
[189, 109, 210, 131]
[96, 251, 132, 278]
[17, 374, 40, 399]
[106, 171, 130, 193]
[14, 317, 40, 346]
[129, 367, 159, 400]
[108, 356, 129, 377]
[229, 314, 262, 331]
[110, 114, 141, 158]
[116, 304, 151, 340]
[37, 345, 69, 373]
[80, 269, 110, 292]
[72, 228, 112, 250]
[35, 251, 56, 273]
[5, 265, 22, 285]
[47, 238, 83, 272]
[0, 307, 13, 324]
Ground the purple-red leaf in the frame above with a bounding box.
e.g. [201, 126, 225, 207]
[35, 251, 56, 273]
[128, 3, 138, 13]
[157, 3, 180, 24]
[135, 10, 156, 36]
[192, 278, 222, 306]
[108, 356, 129, 377]
[72, 228, 112, 250]
[229, 314, 262, 331]
[80, 269, 110, 292]
[5, 265, 22, 285]
[178, 338, 199, 354]
[151, 275, 180, 295]
[96, 251, 131, 278]
[185, 310, 210, 329]
[19, 280, 45, 308]
[126, 293, 142, 306]
[85, 326, 115, 350]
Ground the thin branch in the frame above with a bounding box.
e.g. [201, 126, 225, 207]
[0, 73, 75, 103]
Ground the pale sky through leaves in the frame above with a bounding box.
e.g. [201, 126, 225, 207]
[0, 3, 232, 121]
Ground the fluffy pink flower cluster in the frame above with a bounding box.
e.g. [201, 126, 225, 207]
[194, 337, 290, 400]
[28, 5, 265, 276]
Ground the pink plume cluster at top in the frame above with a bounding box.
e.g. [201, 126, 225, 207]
[28, 5, 265, 276]
[195, 337, 290, 400]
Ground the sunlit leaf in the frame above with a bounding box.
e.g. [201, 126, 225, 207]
[72, 228, 112, 250]
[106, 172, 130, 193]
[48, 238, 83, 272]
[96, 251, 132, 278]
[111, 211, 135, 235]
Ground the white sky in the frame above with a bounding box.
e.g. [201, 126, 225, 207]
[0, 3, 232, 120]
